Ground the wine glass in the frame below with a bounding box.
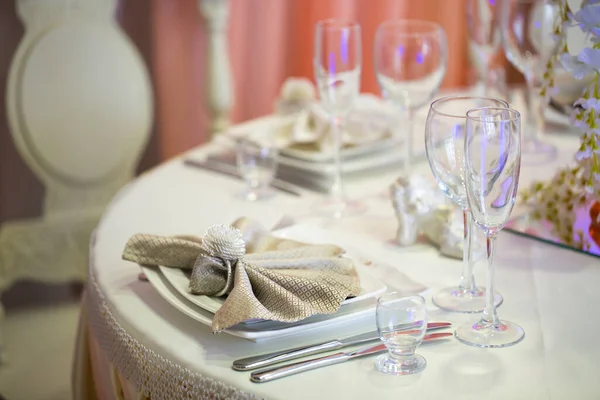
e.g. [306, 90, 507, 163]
[374, 20, 447, 174]
[313, 19, 365, 218]
[375, 293, 427, 375]
[455, 106, 525, 348]
[425, 96, 505, 313]
[466, 0, 503, 98]
[500, 0, 559, 162]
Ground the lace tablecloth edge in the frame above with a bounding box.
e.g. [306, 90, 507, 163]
[86, 231, 263, 400]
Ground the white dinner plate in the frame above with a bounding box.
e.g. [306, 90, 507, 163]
[280, 136, 399, 163]
[225, 115, 401, 168]
[203, 139, 424, 194]
[276, 146, 414, 176]
[141, 265, 382, 341]
[224, 96, 400, 164]
[157, 267, 223, 314]
[140, 224, 395, 341]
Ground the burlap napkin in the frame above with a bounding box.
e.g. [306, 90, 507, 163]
[122, 218, 361, 332]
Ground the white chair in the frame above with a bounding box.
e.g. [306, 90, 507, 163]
[0, 0, 153, 361]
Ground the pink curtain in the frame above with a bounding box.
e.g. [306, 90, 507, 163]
[151, 0, 485, 160]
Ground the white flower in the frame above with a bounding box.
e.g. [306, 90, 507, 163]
[578, 48, 600, 71]
[575, 97, 600, 110]
[576, 147, 593, 161]
[588, 98, 600, 111]
[571, 108, 591, 129]
[527, 0, 600, 237]
[574, 119, 588, 130]
[574, 3, 600, 35]
[560, 54, 595, 79]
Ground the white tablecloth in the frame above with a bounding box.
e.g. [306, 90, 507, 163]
[73, 94, 600, 400]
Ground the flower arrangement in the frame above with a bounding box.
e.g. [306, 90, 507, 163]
[522, 0, 600, 250]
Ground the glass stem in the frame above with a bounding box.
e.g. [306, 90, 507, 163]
[525, 72, 546, 143]
[403, 108, 414, 175]
[481, 234, 501, 325]
[458, 209, 477, 292]
[330, 116, 345, 203]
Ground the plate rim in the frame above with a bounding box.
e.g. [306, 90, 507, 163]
[141, 265, 379, 341]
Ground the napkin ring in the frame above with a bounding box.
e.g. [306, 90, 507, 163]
[189, 225, 246, 297]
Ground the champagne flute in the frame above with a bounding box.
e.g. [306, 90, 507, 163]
[500, 0, 559, 162]
[313, 19, 365, 218]
[455, 106, 525, 348]
[374, 20, 447, 174]
[425, 96, 505, 313]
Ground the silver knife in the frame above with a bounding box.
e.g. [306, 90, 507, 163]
[250, 332, 453, 383]
[232, 322, 451, 371]
[183, 158, 303, 197]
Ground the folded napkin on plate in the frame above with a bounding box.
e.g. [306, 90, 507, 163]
[230, 94, 397, 154]
[273, 95, 396, 154]
[122, 218, 361, 332]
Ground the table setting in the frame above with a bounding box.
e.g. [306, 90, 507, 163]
[74, 0, 600, 399]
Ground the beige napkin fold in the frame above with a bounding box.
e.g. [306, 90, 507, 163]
[122, 218, 361, 332]
[235, 94, 397, 154]
[278, 97, 396, 154]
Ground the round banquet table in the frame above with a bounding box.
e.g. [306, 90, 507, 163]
[73, 96, 600, 400]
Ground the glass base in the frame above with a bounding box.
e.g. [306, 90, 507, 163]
[432, 287, 503, 313]
[454, 320, 525, 348]
[311, 197, 367, 218]
[374, 353, 427, 375]
[521, 137, 557, 165]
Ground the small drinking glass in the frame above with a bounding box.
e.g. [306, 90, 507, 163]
[236, 138, 278, 201]
[454, 107, 525, 348]
[375, 293, 427, 375]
